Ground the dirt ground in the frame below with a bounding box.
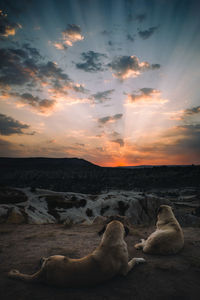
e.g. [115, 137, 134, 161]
[0, 223, 200, 300]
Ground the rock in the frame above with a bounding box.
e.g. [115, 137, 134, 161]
[0, 187, 27, 204]
[6, 207, 25, 224]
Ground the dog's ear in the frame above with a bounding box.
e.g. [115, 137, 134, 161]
[124, 226, 129, 237]
[98, 225, 106, 236]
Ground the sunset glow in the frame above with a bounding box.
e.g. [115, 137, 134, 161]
[0, 0, 200, 166]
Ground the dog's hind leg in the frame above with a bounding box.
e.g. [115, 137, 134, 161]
[8, 268, 43, 283]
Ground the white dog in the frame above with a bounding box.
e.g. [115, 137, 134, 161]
[135, 205, 184, 255]
[8, 220, 145, 287]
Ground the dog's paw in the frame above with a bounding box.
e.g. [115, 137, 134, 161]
[134, 243, 142, 250]
[135, 258, 146, 264]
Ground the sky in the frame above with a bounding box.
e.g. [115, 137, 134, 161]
[0, 0, 200, 166]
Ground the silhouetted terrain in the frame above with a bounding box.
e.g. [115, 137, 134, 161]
[0, 158, 199, 193]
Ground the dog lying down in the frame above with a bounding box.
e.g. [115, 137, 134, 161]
[8, 220, 145, 287]
[135, 205, 184, 255]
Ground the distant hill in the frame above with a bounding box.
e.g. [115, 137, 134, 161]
[0, 157, 199, 193]
[0, 157, 99, 170]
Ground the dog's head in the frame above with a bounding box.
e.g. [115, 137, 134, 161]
[98, 220, 129, 237]
[157, 205, 174, 221]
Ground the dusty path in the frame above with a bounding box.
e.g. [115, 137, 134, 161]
[0, 223, 200, 300]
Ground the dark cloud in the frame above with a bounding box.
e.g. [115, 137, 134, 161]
[111, 138, 124, 147]
[14, 93, 56, 113]
[136, 13, 147, 23]
[138, 26, 158, 39]
[22, 43, 42, 60]
[0, 9, 21, 38]
[151, 64, 161, 69]
[0, 113, 30, 135]
[0, 45, 82, 101]
[163, 124, 200, 156]
[0, 47, 36, 85]
[91, 89, 114, 103]
[126, 34, 134, 42]
[108, 55, 160, 80]
[183, 106, 200, 116]
[108, 40, 113, 46]
[126, 87, 167, 104]
[98, 113, 123, 125]
[38, 61, 70, 81]
[63, 24, 81, 37]
[75, 51, 107, 72]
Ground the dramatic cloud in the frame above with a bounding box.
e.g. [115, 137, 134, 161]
[0, 113, 30, 135]
[13, 93, 56, 114]
[76, 51, 107, 72]
[126, 88, 168, 104]
[0, 10, 21, 38]
[91, 89, 114, 103]
[126, 34, 134, 42]
[98, 113, 123, 125]
[108, 55, 160, 80]
[0, 45, 87, 106]
[138, 26, 158, 40]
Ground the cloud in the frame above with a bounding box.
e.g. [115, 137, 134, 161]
[91, 89, 114, 103]
[138, 26, 158, 40]
[52, 42, 68, 51]
[38, 61, 70, 81]
[0, 10, 21, 38]
[126, 34, 134, 42]
[0, 113, 30, 135]
[76, 51, 107, 72]
[14, 93, 56, 114]
[111, 138, 124, 147]
[183, 106, 200, 116]
[53, 24, 84, 49]
[62, 24, 84, 46]
[126, 88, 168, 105]
[108, 55, 160, 80]
[0, 45, 83, 97]
[98, 113, 123, 125]
[0, 47, 37, 86]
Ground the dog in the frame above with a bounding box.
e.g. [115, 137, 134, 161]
[8, 220, 145, 287]
[134, 205, 184, 255]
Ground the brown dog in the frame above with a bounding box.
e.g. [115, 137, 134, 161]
[8, 220, 145, 287]
[134, 205, 184, 255]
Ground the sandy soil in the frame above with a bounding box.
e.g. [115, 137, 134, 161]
[0, 223, 200, 300]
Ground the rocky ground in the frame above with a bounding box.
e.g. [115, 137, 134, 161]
[0, 222, 200, 300]
[1, 187, 200, 226]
